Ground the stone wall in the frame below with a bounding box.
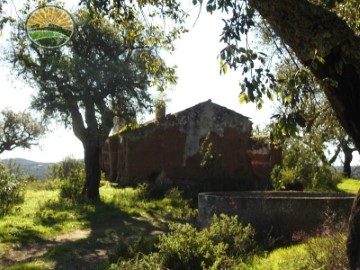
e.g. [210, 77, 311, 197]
[198, 191, 355, 239]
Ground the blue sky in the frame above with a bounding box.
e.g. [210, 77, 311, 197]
[0, 1, 276, 162]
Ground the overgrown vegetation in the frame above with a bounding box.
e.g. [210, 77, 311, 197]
[0, 180, 196, 255]
[47, 156, 87, 200]
[0, 162, 25, 216]
[250, 213, 349, 270]
[110, 214, 256, 270]
[0, 177, 358, 269]
[271, 138, 342, 191]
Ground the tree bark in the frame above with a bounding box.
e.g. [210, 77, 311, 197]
[342, 143, 354, 178]
[247, 1, 360, 268]
[82, 140, 101, 201]
[249, 0, 360, 151]
[63, 92, 104, 201]
[349, 195, 360, 270]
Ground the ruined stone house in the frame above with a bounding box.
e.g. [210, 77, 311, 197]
[101, 100, 281, 190]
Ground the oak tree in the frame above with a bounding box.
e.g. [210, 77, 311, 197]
[200, 0, 360, 268]
[10, 5, 181, 200]
[61, 0, 360, 266]
[0, 110, 44, 155]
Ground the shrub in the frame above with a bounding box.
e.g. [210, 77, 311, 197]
[305, 212, 349, 269]
[111, 214, 256, 270]
[250, 211, 349, 270]
[48, 156, 85, 180]
[157, 215, 255, 269]
[108, 234, 159, 265]
[271, 139, 340, 191]
[207, 214, 256, 257]
[157, 222, 221, 269]
[134, 182, 150, 200]
[109, 253, 162, 270]
[305, 233, 348, 269]
[163, 187, 198, 222]
[58, 157, 85, 201]
[0, 162, 24, 216]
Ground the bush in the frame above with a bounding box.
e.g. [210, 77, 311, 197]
[163, 187, 198, 222]
[250, 211, 348, 270]
[58, 157, 85, 201]
[305, 233, 348, 269]
[156, 223, 220, 269]
[305, 212, 349, 269]
[111, 214, 255, 270]
[0, 162, 24, 216]
[206, 214, 256, 257]
[271, 139, 340, 191]
[109, 253, 162, 270]
[157, 215, 255, 270]
[108, 234, 159, 266]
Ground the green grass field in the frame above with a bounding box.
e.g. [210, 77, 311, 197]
[1, 178, 356, 269]
[0, 181, 196, 269]
[337, 178, 360, 194]
[248, 233, 347, 270]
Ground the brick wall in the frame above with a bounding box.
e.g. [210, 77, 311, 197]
[101, 101, 281, 190]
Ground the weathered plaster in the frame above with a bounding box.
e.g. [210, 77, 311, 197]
[119, 100, 252, 164]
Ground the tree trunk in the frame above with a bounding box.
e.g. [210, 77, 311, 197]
[342, 143, 354, 178]
[247, 1, 360, 268]
[349, 195, 360, 270]
[82, 140, 101, 201]
[249, 0, 360, 151]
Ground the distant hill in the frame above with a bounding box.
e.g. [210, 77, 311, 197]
[0, 158, 54, 180]
[333, 165, 360, 179]
[1, 158, 359, 181]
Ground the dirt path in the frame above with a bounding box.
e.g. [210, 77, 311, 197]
[1, 217, 165, 270]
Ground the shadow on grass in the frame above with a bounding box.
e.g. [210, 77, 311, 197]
[2, 198, 163, 270]
[1, 183, 200, 269]
[0, 228, 45, 246]
[49, 200, 162, 270]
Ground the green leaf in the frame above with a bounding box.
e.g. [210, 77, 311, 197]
[316, 55, 325, 64]
[239, 94, 247, 104]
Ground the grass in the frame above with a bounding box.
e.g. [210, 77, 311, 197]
[248, 233, 348, 270]
[0, 180, 196, 269]
[249, 242, 309, 270]
[1, 178, 355, 269]
[5, 260, 55, 270]
[337, 178, 360, 194]
[0, 186, 90, 246]
[0, 181, 191, 246]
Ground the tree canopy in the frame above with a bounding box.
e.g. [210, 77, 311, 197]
[0, 0, 11, 31]
[203, 0, 360, 147]
[197, 0, 360, 268]
[9, 2, 184, 200]
[0, 110, 44, 155]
